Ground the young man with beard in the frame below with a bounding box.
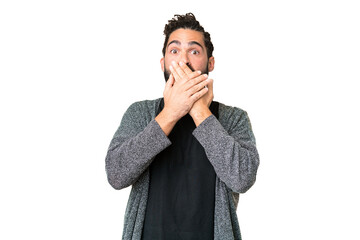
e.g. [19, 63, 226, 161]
[105, 13, 259, 240]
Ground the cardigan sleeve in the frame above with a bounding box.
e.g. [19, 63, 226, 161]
[105, 101, 171, 190]
[192, 107, 259, 193]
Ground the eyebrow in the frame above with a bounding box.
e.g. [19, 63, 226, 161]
[167, 40, 204, 50]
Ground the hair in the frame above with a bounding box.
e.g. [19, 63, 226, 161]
[162, 13, 214, 58]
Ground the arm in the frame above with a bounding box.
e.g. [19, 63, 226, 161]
[105, 101, 171, 190]
[192, 107, 259, 193]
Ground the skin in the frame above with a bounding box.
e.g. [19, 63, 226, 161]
[155, 28, 215, 135]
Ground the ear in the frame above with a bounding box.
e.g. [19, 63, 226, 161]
[160, 57, 165, 72]
[208, 56, 215, 72]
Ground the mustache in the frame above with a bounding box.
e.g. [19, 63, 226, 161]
[164, 62, 208, 82]
[164, 63, 195, 82]
[186, 63, 195, 71]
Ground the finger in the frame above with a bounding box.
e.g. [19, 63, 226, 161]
[171, 61, 187, 81]
[179, 61, 192, 76]
[184, 73, 208, 90]
[187, 70, 202, 80]
[190, 86, 209, 102]
[207, 79, 214, 104]
[169, 65, 181, 82]
[207, 78, 214, 93]
[165, 74, 174, 90]
[188, 78, 211, 96]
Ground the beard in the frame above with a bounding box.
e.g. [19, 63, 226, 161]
[164, 62, 209, 82]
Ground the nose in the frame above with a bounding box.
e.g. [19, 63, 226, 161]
[179, 50, 189, 65]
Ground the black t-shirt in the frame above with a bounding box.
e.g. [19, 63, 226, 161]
[141, 99, 219, 240]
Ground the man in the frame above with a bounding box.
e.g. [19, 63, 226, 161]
[105, 13, 259, 240]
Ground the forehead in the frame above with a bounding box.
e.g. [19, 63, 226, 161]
[167, 28, 205, 47]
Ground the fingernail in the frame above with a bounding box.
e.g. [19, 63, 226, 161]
[203, 74, 208, 78]
[169, 65, 173, 71]
[197, 70, 202, 74]
[179, 61, 184, 66]
[171, 61, 176, 65]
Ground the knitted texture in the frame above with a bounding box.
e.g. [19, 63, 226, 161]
[105, 98, 259, 240]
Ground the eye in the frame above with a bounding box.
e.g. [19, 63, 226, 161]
[190, 50, 200, 55]
[170, 49, 178, 54]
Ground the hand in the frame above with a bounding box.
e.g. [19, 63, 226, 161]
[188, 78, 214, 126]
[170, 61, 214, 126]
[162, 61, 210, 122]
[155, 61, 210, 135]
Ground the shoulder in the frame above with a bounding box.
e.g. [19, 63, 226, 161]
[126, 98, 162, 113]
[217, 102, 254, 140]
[123, 98, 162, 124]
[117, 98, 162, 134]
[218, 102, 249, 125]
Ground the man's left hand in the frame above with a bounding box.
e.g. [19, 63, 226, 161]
[189, 77, 213, 126]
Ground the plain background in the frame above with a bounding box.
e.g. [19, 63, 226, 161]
[1, 0, 359, 239]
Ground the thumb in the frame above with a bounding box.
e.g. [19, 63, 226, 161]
[207, 78, 214, 92]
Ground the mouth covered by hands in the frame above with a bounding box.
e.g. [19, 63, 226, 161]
[169, 61, 214, 126]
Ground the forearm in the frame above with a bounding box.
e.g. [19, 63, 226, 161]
[106, 119, 171, 190]
[193, 115, 259, 193]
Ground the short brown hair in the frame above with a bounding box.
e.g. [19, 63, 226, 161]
[162, 13, 214, 58]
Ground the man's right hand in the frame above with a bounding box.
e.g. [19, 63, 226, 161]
[155, 61, 209, 136]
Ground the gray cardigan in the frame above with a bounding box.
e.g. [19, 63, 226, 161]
[105, 98, 259, 240]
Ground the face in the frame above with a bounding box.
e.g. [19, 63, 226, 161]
[161, 28, 214, 81]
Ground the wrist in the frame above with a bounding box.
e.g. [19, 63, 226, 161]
[162, 106, 181, 123]
[190, 108, 212, 127]
[155, 108, 178, 136]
